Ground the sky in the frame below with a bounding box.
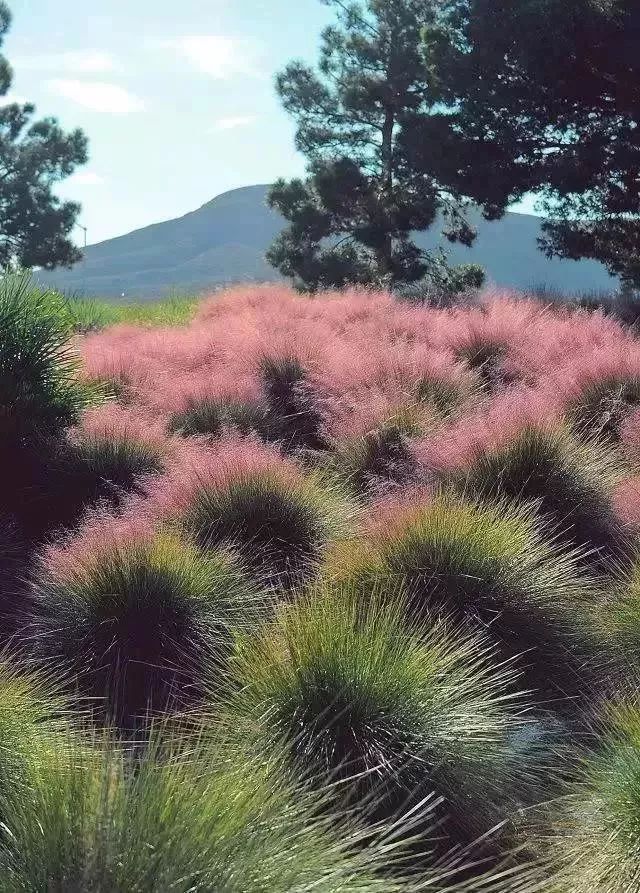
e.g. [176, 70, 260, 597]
[4, 0, 535, 247]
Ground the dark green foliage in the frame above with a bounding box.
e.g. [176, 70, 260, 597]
[182, 470, 352, 589]
[459, 426, 631, 569]
[0, 432, 161, 554]
[267, 0, 485, 291]
[260, 356, 327, 451]
[0, 5, 88, 271]
[568, 376, 640, 442]
[412, 0, 640, 287]
[29, 534, 260, 727]
[0, 274, 92, 444]
[169, 396, 273, 441]
[229, 585, 528, 847]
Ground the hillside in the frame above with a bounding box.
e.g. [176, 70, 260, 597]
[37, 184, 617, 299]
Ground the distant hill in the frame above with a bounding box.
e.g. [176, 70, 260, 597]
[37, 184, 617, 300]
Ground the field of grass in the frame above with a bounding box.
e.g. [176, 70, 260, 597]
[5, 273, 640, 889]
[63, 291, 200, 332]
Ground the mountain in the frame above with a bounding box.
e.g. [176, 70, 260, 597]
[37, 184, 617, 300]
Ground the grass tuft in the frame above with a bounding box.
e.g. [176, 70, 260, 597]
[326, 492, 603, 702]
[168, 395, 274, 441]
[0, 719, 443, 892]
[260, 355, 327, 451]
[538, 699, 640, 892]
[457, 425, 631, 570]
[182, 468, 355, 588]
[568, 375, 640, 441]
[28, 532, 262, 727]
[228, 583, 529, 847]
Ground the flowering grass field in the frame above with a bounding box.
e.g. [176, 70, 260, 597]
[4, 275, 640, 889]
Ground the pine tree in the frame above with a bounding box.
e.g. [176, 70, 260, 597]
[0, 2, 88, 272]
[411, 0, 640, 288]
[267, 0, 485, 293]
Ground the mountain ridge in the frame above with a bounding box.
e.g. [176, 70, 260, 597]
[37, 184, 617, 300]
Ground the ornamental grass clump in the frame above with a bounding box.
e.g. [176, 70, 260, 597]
[227, 584, 529, 849]
[568, 374, 640, 441]
[0, 722, 441, 893]
[458, 426, 631, 570]
[28, 532, 262, 727]
[181, 467, 354, 589]
[0, 274, 99, 549]
[455, 336, 509, 392]
[0, 662, 73, 808]
[260, 355, 328, 451]
[0, 273, 93, 446]
[326, 493, 603, 702]
[536, 699, 640, 892]
[168, 395, 274, 441]
[328, 412, 421, 496]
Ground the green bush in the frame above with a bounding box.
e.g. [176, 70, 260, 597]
[0, 274, 93, 444]
[182, 469, 354, 589]
[260, 355, 327, 451]
[414, 375, 466, 417]
[455, 336, 509, 391]
[228, 583, 528, 847]
[28, 533, 262, 727]
[328, 412, 421, 496]
[538, 700, 640, 892]
[0, 662, 72, 804]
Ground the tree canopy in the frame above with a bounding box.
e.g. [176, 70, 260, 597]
[0, 2, 88, 272]
[267, 0, 485, 293]
[410, 0, 640, 286]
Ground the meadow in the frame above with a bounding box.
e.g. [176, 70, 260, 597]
[4, 273, 640, 890]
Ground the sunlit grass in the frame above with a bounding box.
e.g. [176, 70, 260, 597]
[64, 293, 200, 332]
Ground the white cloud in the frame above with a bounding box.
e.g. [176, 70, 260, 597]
[213, 115, 257, 131]
[47, 80, 144, 114]
[15, 50, 118, 74]
[67, 170, 105, 186]
[164, 36, 260, 79]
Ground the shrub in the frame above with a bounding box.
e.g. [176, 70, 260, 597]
[538, 699, 640, 892]
[260, 355, 327, 451]
[168, 396, 274, 441]
[458, 426, 631, 570]
[228, 583, 528, 848]
[0, 274, 93, 445]
[568, 375, 640, 441]
[181, 468, 354, 589]
[0, 722, 436, 893]
[28, 533, 261, 727]
[326, 493, 603, 702]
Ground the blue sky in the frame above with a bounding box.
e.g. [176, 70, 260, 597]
[4, 0, 534, 247]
